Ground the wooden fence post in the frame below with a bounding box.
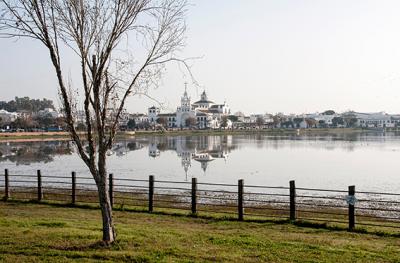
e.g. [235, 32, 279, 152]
[191, 177, 197, 214]
[4, 169, 9, 201]
[37, 170, 42, 201]
[290, 180, 296, 221]
[71, 171, 76, 205]
[109, 174, 114, 208]
[149, 175, 154, 213]
[348, 185, 355, 231]
[238, 179, 244, 221]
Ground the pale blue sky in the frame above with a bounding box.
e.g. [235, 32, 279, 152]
[2, 0, 400, 114]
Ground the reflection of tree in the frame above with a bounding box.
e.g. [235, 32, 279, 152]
[0, 141, 73, 165]
[127, 142, 142, 151]
[157, 142, 168, 151]
[0, 139, 146, 165]
[184, 136, 196, 150]
[2, 132, 396, 167]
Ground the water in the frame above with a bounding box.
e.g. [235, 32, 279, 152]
[1, 132, 400, 193]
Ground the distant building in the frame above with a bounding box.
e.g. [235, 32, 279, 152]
[158, 113, 177, 128]
[0, 109, 18, 123]
[352, 112, 395, 128]
[129, 113, 148, 127]
[36, 108, 62, 118]
[176, 87, 197, 128]
[146, 84, 231, 129]
[148, 106, 160, 123]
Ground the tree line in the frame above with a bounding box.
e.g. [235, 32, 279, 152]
[0, 97, 55, 112]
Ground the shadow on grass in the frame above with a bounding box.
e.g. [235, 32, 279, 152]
[49, 241, 112, 251]
[2, 199, 399, 239]
[293, 220, 400, 238]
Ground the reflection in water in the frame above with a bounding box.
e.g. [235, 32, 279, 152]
[0, 141, 73, 165]
[1, 131, 400, 192]
[147, 136, 236, 178]
[0, 132, 396, 166]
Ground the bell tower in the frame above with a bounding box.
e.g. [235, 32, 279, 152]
[180, 82, 191, 111]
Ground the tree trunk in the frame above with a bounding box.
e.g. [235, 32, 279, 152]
[97, 176, 116, 244]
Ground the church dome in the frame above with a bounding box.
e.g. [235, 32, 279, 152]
[194, 90, 214, 104]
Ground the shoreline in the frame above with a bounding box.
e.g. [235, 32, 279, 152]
[0, 127, 397, 142]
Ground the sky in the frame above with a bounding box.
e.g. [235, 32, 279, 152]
[2, 0, 400, 115]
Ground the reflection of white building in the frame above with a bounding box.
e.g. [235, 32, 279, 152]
[113, 142, 128, 156]
[193, 152, 214, 172]
[147, 135, 233, 176]
[148, 142, 160, 158]
[147, 84, 231, 129]
[180, 151, 192, 178]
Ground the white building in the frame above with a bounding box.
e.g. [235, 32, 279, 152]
[147, 85, 231, 129]
[148, 106, 160, 123]
[118, 109, 130, 127]
[0, 109, 18, 123]
[249, 114, 274, 125]
[176, 87, 197, 128]
[129, 113, 149, 126]
[354, 112, 394, 128]
[36, 108, 62, 118]
[314, 114, 338, 127]
[158, 113, 177, 128]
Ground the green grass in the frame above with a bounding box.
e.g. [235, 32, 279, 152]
[0, 202, 399, 262]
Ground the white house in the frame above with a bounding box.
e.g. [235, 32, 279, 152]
[0, 109, 18, 123]
[314, 114, 338, 127]
[36, 108, 62, 118]
[158, 113, 177, 128]
[129, 113, 149, 126]
[354, 112, 393, 128]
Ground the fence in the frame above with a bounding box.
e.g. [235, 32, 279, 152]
[1, 169, 400, 232]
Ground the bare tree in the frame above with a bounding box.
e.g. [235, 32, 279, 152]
[0, 0, 189, 244]
[185, 116, 196, 128]
[271, 115, 281, 128]
[156, 116, 167, 127]
[220, 115, 228, 129]
[256, 116, 264, 128]
[305, 118, 317, 128]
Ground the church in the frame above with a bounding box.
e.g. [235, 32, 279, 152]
[148, 85, 231, 129]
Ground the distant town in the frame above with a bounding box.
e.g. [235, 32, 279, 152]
[1, 88, 400, 132]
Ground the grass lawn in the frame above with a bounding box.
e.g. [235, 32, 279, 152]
[0, 201, 399, 262]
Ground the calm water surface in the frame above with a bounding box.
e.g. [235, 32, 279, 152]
[1, 132, 399, 192]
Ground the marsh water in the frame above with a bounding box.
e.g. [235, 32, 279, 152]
[1, 132, 400, 193]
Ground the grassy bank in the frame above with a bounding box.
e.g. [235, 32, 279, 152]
[0, 202, 399, 262]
